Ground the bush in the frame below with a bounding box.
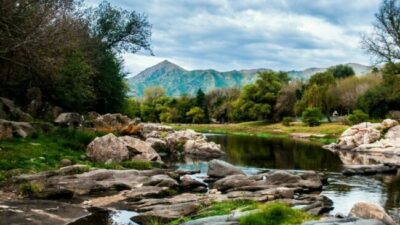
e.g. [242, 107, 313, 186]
[19, 182, 42, 197]
[282, 117, 294, 126]
[302, 107, 323, 127]
[347, 110, 369, 125]
[239, 202, 316, 225]
[121, 160, 161, 170]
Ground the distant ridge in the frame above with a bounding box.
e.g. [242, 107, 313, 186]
[128, 61, 372, 97]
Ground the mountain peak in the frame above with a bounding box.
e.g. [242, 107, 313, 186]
[154, 59, 184, 70]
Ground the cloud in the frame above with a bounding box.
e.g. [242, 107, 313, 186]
[88, 0, 381, 74]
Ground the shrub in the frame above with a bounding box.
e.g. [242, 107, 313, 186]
[282, 117, 294, 126]
[302, 107, 323, 127]
[239, 202, 316, 225]
[19, 182, 42, 197]
[347, 110, 369, 125]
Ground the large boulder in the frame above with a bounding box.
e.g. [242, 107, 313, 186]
[86, 134, 163, 163]
[349, 202, 397, 225]
[146, 137, 168, 152]
[336, 123, 381, 149]
[86, 133, 130, 163]
[0, 97, 32, 122]
[384, 125, 400, 141]
[119, 136, 163, 163]
[207, 159, 245, 178]
[54, 113, 83, 127]
[381, 119, 399, 130]
[141, 123, 174, 139]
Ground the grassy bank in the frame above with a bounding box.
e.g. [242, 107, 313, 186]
[157, 201, 316, 225]
[170, 121, 348, 144]
[0, 128, 160, 181]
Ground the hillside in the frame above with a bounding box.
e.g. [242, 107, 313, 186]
[128, 60, 372, 97]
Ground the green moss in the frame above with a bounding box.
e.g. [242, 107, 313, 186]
[239, 202, 316, 225]
[18, 182, 42, 197]
[121, 160, 161, 170]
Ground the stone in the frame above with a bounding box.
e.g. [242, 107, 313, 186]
[207, 159, 245, 178]
[145, 137, 168, 152]
[141, 123, 174, 138]
[86, 133, 130, 163]
[349, 202, 397, 225]
[93, 113, 131, 131]
[0, 97, 33, 122]
[342, 164, 398, 176]
[0, 200, 90, 225]
[86, 134, 163, 163]
[120, 122, 143, 135]
[212, 174, 255, 192]
[381, 119, 399, 130]
[54, 113, 83, 127]
[180, 175, 207, 192]
[184, 139, 224, 158]
[59, 159, 72, 167]
[384, 125, 400, 141]
[119, 136, 163, 163]
[0, 119, 34, 139]
[302, 217, 385, 225]
[144, 174, 179, 188]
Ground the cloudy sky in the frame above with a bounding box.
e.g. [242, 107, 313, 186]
[89, 0, 381, 75]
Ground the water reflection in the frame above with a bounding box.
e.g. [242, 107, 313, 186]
[69, 209, 138, 225]
[206, 134, 343, 172]
[332, 149, 400, 165]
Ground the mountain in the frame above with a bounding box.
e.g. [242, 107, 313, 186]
[128, 60, 372, 97]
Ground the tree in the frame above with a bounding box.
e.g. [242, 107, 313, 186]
[186, 107, 205, 123]
[362, 0, 400, 62]
[274, 81, 302, 119]
[296, 72, 336, 122]
[230, 71, 287, 121]
[206, 88, 240, 123]
[88, 1, 152, 54]
[327, 64, 355, 79]
[302, 107, 323, 127]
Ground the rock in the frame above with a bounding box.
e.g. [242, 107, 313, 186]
[165, 129, 204, 151]
[120, 122, 143, 135]
[349, 202, 397, 225]
[336, 123, 381, 149]
[0, 97, 33, 122]
[184, 139, 224, 158]
[384, 125, 400, 141]
[93, 113, 131, 131]
[145, 174, 179, 188]
[58, 164, 90, 175]
[0, 119, 34, 139]
[146, 137, 168, 152]
[342, 164, 399, 176]
[302, 217, 385, 225]
[212, 174, 255, 192]
[207, 160, 245, 178]
[59, 159, 72, 167]
[0, 200, 90, 225]
[86, 134, 163, 163]
[86, 133, 130, 163]
[180, 175, 207, 192]
[141, 123, 174, 139]
[54, 113, 83, 127]
[381, 119, 399, 130]
[119, 136, 163, 163]
[85, 111, 100, 121]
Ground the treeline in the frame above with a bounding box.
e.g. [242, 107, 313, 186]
[125, 63, 400, 125]
[0, 0, 151, 118]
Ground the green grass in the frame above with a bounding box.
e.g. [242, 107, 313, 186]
[18, 182, 43, 197]
[239, 202, 317, 225]
[0, 128, 159, 181]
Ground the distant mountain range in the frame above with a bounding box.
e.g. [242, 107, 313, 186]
[127, 60, 372, 97]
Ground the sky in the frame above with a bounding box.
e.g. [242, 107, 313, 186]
[89, 0, 381, 76]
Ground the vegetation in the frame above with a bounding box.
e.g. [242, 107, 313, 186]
[239, 202, 317, 225]
[348, 110, 369, 125]
[0, 0, 151, 116]
[302, 108, 323, 127]
[18, 182, 43, 197]
[0, 128, 158, 181]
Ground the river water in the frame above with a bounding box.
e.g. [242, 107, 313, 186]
[71, 134, 400, 224]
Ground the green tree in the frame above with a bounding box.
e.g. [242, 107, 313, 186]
[186, 107, 205, 123]
[302, 107, 323, 127]
[327, 64, 355, 79]
[230, 71, 287, 121]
